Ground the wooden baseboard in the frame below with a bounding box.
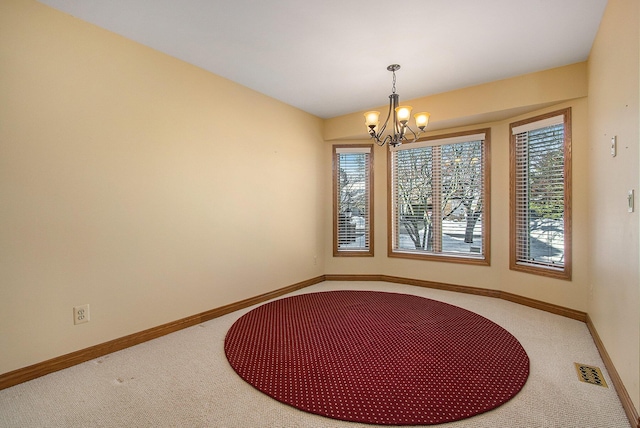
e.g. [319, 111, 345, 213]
[586, 315, 640, 428]
[325, 274, 500, 297]
[380, 275, 502, 298]
[0, 275, 325, 391]
[499, 291, 586, 322]
[325, 274, 585, 321]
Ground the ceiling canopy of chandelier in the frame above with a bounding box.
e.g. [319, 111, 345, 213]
[364, 64, 430, 148]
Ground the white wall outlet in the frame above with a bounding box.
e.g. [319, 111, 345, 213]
[73, 304, 90, 325]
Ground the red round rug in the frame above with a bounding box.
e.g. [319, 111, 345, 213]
[224, 291, 529, 425]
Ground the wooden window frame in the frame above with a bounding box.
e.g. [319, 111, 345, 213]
[387, 129, 491, 265]
[509, 108, 572, 280]
[332, 144, 374, 257]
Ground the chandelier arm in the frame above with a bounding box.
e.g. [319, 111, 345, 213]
[376, 95, 394, 138]
[404, 125, 419, 143]
[368, 129, 384, 146]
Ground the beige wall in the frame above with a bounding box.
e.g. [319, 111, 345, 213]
[325, 67, 590, 312]
[0, 0, 325, 374]
[587, 0, 640, 412]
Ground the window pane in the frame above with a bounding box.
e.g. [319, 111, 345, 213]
[515, 124, 565, 267]
[394, 147, 433, 251]
[333, 145, 373, 256]
[440, 141, 484, 254]
[510, 108, 571, 280]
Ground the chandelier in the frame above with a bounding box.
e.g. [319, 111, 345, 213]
[364, 64, 430, 148]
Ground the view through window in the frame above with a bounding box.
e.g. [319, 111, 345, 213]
[333, 145, 373, 256]
[510, 108, 571, 279]
[389, 130, 490, 264]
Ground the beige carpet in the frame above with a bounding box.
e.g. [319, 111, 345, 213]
[0, 281, 632, 427]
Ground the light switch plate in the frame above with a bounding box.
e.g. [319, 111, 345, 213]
[611, 136, 617, 157]
[628, 190, 634, 213]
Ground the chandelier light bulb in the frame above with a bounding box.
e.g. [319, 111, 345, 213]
[364, 111, 380, 129]
[395, 106, 412, 124]
[414, 112, 430, 130]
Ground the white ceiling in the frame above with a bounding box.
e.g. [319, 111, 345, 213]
[37, 0, 607, 119]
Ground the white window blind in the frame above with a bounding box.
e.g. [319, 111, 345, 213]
[390, 132, 487, 261]
[513, 119, 566, 269]
[391, 133, 486, 151]
[335, 146, 372, 253]
[512, 115, 564, 135]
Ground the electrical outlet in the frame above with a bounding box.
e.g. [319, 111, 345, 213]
[73, 304, 90, 325]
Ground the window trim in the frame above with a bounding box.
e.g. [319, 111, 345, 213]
[332, 144, 374, 257]
[387, 129, 491, 265]
[509, 108, 572, 280]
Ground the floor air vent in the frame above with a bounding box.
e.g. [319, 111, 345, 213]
[574, 363, 608, 387]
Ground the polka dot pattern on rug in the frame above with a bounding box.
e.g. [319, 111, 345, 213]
[224, 291, 530, 425]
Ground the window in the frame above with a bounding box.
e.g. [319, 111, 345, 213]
[333, 145, 373, 256]
[510, 108, 571, 280]
[389, 129, 490, 264]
